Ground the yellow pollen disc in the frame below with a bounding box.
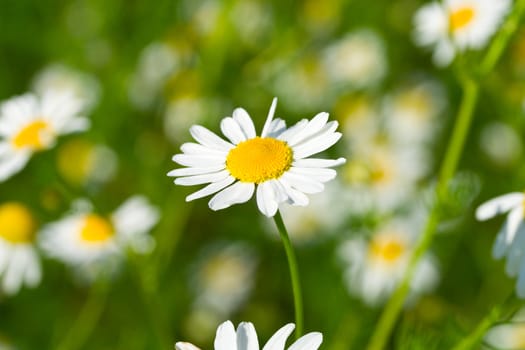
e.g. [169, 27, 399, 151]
[12, 120, 53, 150]
[369, 236, 406, 263]
[226, 137, 293, 184]
[80, 214, 114, 243]
[449, 7, 475, 32]
[0, 203, 35, 243]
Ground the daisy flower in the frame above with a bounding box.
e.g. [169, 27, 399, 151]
[168, 98, 346, 217]
[0, 203, 41, 295]
[39, 196, 159, 281]
[0, 91, 89, 181]
[176, 320, 322, 350]
[476, 191, 525, 297]
[484, 308, 525, 349]
[413, 0, 511, 66]
[338, 220, 439, 306]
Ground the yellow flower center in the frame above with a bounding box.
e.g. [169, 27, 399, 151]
[449, 7, 475, 32]
[225, 137, 293, 183]
[80, 214, 114, 243]
[12, 120, 53, 150]
[369, 235, 406, 263]
[0, 203, 35, 243]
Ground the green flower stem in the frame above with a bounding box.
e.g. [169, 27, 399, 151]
[274, 210, 304, 339]
[56, 281, 109, 350]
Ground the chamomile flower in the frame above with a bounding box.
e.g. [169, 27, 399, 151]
[168, 98, 346, 217]
[484, 308, 525, 349]
[0, 203, 41, 296]
[0, 91, 89, 181]
[339, 220, 439, 305]
[413, 0, 511, 66]
[476, 191, 525, 297]
[39, 196, 159, 281]
[176, 320, 323, 350]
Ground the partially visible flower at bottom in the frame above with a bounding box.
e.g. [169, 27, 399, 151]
[0, 202, 41, 295]
[175, 320, 322, 350]
[39, 195, 159, 282]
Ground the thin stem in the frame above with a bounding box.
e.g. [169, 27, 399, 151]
[55, 281, 109, 350]
[274, 210, 304, 339]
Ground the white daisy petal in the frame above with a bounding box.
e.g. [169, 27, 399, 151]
[277, 119, 308, 142]
[492, 222, 509, 259]
[261, 97, 278, 138]
[278, 179, 309, 206]
[190, 125, 234, 151]
[292, 158, 346, 168]
[505, 225, 525, 277]
[0, 151, 32, 181]
[173, 154, 225, 168]
[175, 170, 231, 186]
[505, 207, 524, 244]
[215, 321, 238, 350]
[256, 181, 279, 217]
[186, 176, 236, 202]
[288, 332, 323, 350]
[236, 322, 259, 350]
[289, 167, 337, 182]
[208, 182, 255, 210]
[293, 132, 342, 160]
[180, 142, 228, 156]
[287, 112, 329, 146]
[266, 118, 287, 138]
[167, 165, 226, 177]
[262, 323, 295, 350]
[221, 117, 248, 145]
[233, 108, 256, 139]
[281, 172, 324, 194]
[175, 342, 201, 350]
[475, 192, 524, 221]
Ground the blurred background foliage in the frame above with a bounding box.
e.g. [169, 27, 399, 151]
[1, 0, 525, 349]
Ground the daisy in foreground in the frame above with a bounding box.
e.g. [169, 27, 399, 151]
[0, 203, 41, 295]
[0, 91, 89, 181]
[168, 98, 345, 217]
[176, 320, 322, 350]
[39, 196, 159, 281]
[413, 0, 511, 66]
[476, 191, 525, 297]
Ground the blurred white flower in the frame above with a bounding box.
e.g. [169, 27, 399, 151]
[479, 122, 523, 168]
[383, 79, 446, 145]
[484, 308, 525, 349]
[413, 0, 511, 66]
[339, 219, 439, 306]
[39, 196, 159, 282]
[336, 95, 380, 146]
[176, 320, 323, 350]
[0, 92, 89, 181]
[128, 42, 180, 109]
[322, 30, 387, 89]
[32, 64, 100, 111]
[0, 203, 41, 296]
[230, 0, 272, 47]
[476, 192, 525, 297]
[191, 243, 257, 316]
